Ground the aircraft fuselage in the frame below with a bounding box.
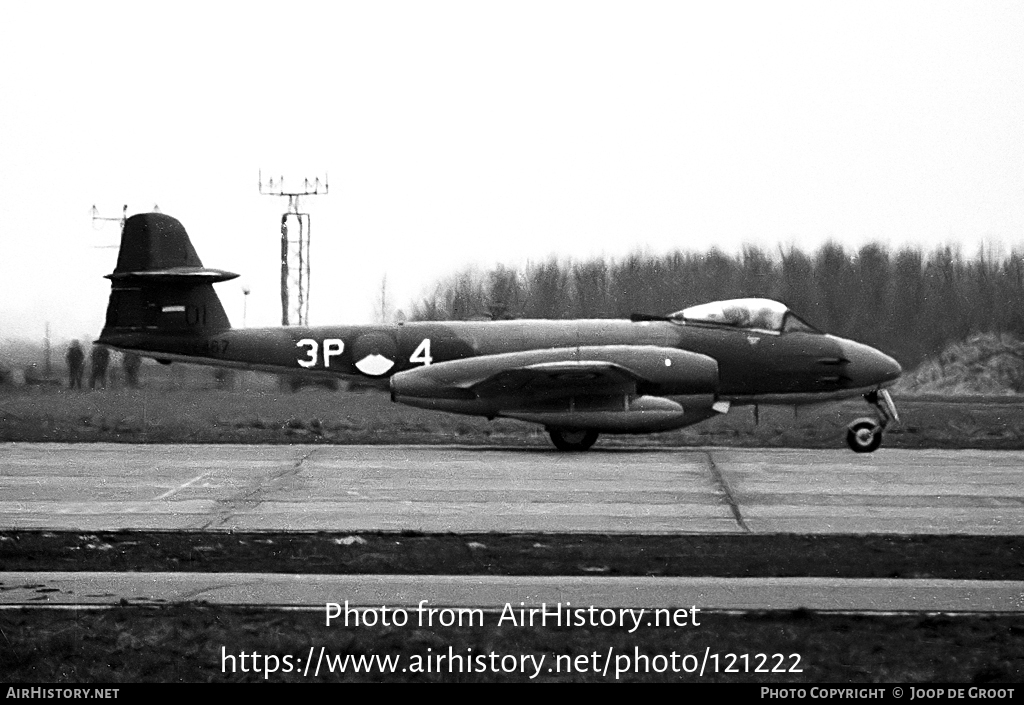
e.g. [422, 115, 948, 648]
[100, 316, 893, 402]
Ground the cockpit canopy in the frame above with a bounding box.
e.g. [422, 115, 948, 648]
[670, 298, 819, 334]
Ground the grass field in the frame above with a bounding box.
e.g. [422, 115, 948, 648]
[2, 606, 1021, 682]
[2, 369, 1024, 449]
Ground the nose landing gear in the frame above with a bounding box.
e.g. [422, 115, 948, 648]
[845, 389, 899, 453]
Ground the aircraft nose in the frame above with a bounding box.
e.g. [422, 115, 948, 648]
[839, 339, 902, 388]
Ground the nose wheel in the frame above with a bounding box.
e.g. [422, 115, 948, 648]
[845, 390, 899, 453]
[846, 418, 883, 453]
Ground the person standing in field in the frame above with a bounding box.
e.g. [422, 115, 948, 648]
[89, 345, 110, 389]
[66, 340, 85, 389]
[122, 351, 142, 388]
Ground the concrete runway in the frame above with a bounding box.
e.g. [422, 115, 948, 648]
[0, 443, 1021, 534]
[2, 443, 1023, 612]
[3, 572, 1022, 612]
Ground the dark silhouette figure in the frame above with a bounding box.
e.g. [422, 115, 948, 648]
[89, 345, 111, 389]
[66, 341, 85, 389]
[122, 352, 142, 388]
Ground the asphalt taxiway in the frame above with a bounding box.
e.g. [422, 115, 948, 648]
[0, 443, 1020, 534]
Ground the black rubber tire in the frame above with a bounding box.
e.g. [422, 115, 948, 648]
[548, 428, 599, 452]
[846, 419, 883, 453]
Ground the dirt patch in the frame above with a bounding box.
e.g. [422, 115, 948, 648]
[899, 334, 1024, 395]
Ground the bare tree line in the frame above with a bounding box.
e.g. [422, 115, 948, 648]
[411, 243, 1024, 367]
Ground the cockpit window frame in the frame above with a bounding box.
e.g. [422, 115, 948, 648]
[669, 298, 823, 336]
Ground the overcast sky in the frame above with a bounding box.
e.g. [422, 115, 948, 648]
[2, 1, 1023, 344]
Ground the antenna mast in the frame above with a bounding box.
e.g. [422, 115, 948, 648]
[259, 172, 328, 326]
[91, 204, 128, 233]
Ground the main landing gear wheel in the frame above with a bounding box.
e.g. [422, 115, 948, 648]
[846, 418, 883, 453]
[548, 428, 599, 452]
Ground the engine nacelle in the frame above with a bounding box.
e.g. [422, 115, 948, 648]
[390, 345, 720, 428]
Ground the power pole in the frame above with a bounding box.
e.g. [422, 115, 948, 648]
[259, 172, 328, 326]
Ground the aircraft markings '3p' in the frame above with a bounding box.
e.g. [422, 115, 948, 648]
[98, 214, 902, 453]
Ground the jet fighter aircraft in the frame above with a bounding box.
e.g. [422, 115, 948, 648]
[97, 213, 902, 452]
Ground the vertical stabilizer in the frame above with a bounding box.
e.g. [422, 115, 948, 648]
[100, 213, 238, 338]
[112, 212, 205, 273]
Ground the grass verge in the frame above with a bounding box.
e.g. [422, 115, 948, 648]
[2, 385, 1024, 449]
[2, 531, 1023, 579]
[1, 606, 1021, 682]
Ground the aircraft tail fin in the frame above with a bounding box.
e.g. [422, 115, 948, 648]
[99, 213, 238, 340]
